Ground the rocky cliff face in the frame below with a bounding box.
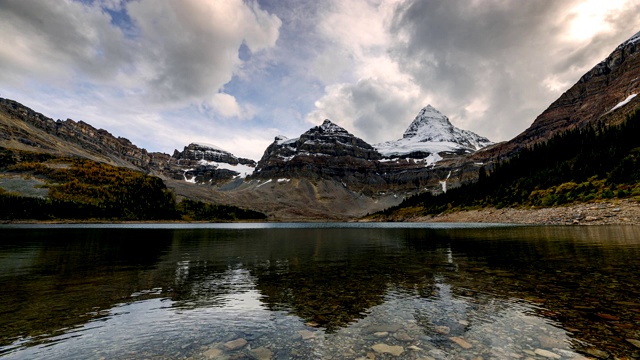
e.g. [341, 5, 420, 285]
[0, 98, 156, 170]
[166, 143, 256, 184]
[173, 143, 255, 166]
[253, 120, 384, 190]
[257, 120, 382, 163]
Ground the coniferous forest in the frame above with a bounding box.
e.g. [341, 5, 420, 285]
[0, 149, 266, 221]
[375, 107, 640, 218]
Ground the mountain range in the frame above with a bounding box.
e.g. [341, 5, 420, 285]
[1, 30, 639, 221]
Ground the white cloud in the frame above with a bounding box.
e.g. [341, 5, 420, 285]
[126, 0, 281, 105]
[0, 0, 281, 107]
[209, 93, 256, 120]
[306, 0, 427, 142]
[210, 93, 243, 118]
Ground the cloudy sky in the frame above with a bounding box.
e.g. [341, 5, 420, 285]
[1, 0, 639, 160]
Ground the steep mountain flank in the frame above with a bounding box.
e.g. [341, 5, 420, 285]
[475, 30, 640, 163]
[372, 105, 640, 221]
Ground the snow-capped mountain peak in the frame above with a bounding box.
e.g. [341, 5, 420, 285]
[402, 104, 457, 140]
[374, 105, 493, 160]
[320, 119, 349, 135]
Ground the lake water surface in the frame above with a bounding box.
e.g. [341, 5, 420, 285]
[1, 223, 640, 359]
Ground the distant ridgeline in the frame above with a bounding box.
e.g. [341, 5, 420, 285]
[0, 149, 266, 221]
[373, 106, 640, 218]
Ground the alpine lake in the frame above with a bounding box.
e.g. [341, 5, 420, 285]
[1, 223, 640, 359]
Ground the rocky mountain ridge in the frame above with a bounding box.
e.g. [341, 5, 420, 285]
[253, 120, 380, 183]
[0, 100, 258, 185]
[0, 98, 170, 170]
[173, 143, 255, 166]
[250, 113, 490, 195]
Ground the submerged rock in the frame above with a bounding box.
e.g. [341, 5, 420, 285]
[371, 343, 404, 356]
[250, 346, 274, 360]
[449, 336, 473, 349]
[223, 338, 247, 351]
[203, 347, 223, 359]
[534, 348, 561, 359]
[298, 330, 316, 340]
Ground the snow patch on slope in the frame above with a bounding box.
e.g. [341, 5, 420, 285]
[610, 94, 637, 112]
[376, 140, 471, 157]
[276, 135, 298, 146]
[198, 159, 255, 178]
[183, 169, 196, 183]
[256, 179, 272, 188]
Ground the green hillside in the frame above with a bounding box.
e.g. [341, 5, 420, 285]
[372, 107, 640, 219]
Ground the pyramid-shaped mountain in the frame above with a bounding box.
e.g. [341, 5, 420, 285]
[374, 105, 492, 158]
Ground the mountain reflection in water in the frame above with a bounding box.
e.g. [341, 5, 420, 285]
[1, 224, 639, 359]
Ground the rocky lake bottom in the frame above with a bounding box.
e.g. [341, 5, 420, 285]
[0, 224, 639, 359]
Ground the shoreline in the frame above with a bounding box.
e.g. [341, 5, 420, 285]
[3, 199, 640, 225]
[405, 199, 640, 226]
